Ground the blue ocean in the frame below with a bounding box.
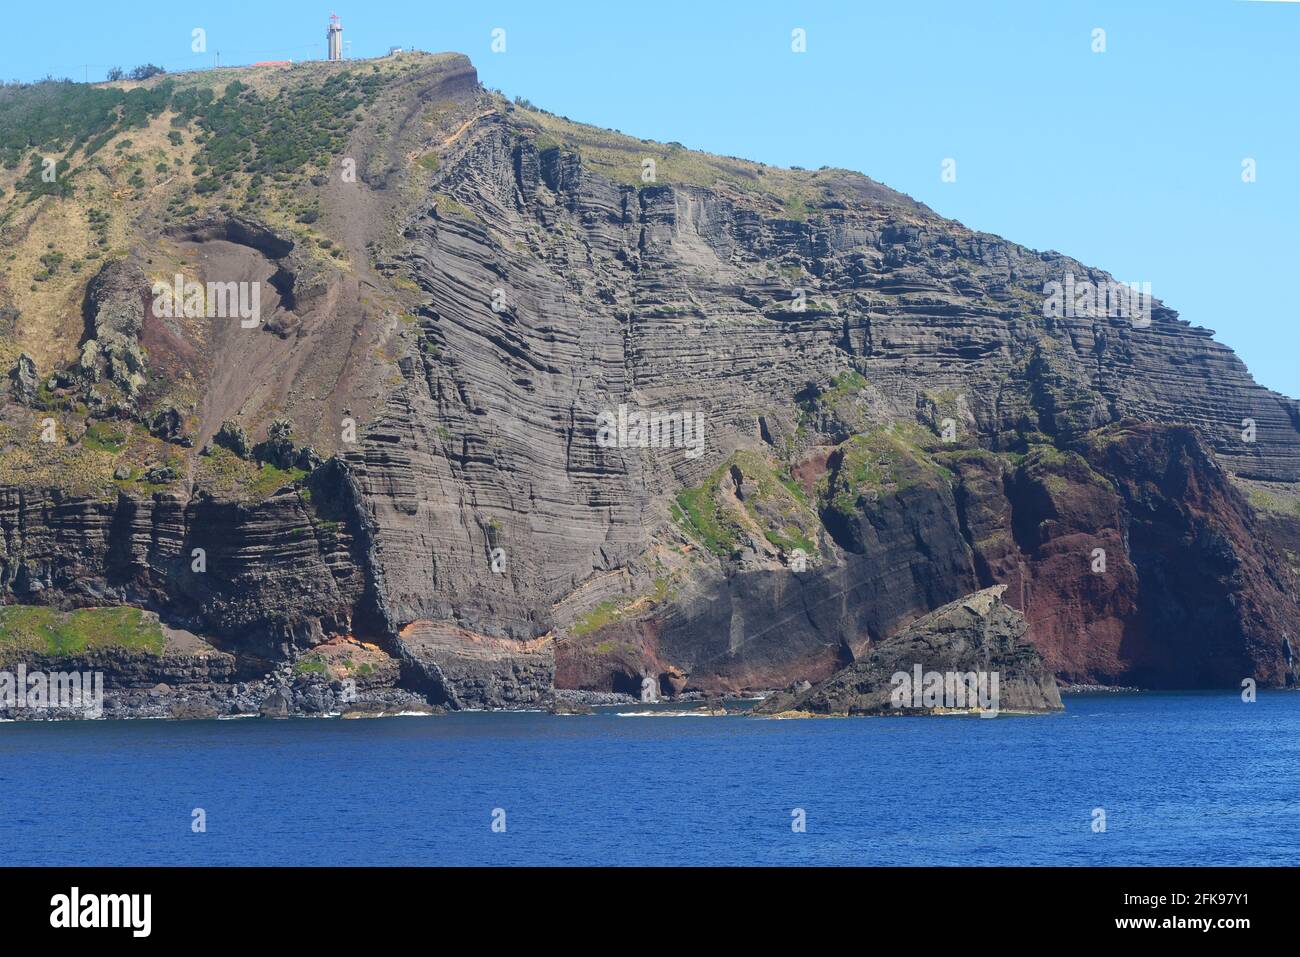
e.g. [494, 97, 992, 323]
[1, 692, 1296, 866]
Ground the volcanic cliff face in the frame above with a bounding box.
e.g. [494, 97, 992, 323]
[0, 52, 1297, 710]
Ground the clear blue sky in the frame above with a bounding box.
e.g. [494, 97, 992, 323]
[5, 1, 1297, 398]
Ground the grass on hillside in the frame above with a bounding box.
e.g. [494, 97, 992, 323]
[673, 450, 819, 558]
[570, 574, 676, 638]
[0, 59, 425, 371]
[193, 444, 307, 500]
[1245, 485, 1300, 518]
[0, 605, 166, 658]
[824, 424, 955, 516]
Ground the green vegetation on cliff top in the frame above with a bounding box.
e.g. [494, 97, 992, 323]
[508, 100, 922, 221]
[823, 423, 955, 516]
[1, 67, 386, 205]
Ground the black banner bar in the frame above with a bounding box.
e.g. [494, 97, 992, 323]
[0, 865, 1278, 942]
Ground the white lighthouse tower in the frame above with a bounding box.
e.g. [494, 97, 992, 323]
[327, 13, 344, 61]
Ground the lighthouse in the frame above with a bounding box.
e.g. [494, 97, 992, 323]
[327, 14, 344, 61]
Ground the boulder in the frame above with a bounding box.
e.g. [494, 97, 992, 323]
[548, 697, 592, 715]
[144, 463, 178, 485]
[214, 420, 251, 458]
[660, 664, 688, 696]
[258, 688, 292, 718]
[170, 699, 220, 720]
[149, 405, 191, 446]
[7, 353, 38, 405]
[77, 260, 149, 399]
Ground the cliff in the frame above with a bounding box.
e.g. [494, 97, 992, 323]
[0, 52, 1297, 714]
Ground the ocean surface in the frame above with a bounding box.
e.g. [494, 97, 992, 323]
[1, 691, 1297, 866]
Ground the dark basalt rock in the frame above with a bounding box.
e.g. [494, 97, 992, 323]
[77, 260, 150, 400]
[7, 353, 38, 406]
[547, 696, 592, 715]
[252, 418, 319, 471]
[753, 586, 1062, 716]
[0, 478, 370, 660]
[213, 420, 251, 458]
[258, 688, 292, 718]
[148, 405, 190, 446]
[143, 463, 178, 485]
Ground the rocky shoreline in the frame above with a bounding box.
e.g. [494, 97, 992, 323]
[0, 598, 1270, 721]
[0, 645, 727, 720]
[0, 683, 724, 721]
[0, 673, 768, 720]
[0, 667, 437, 721]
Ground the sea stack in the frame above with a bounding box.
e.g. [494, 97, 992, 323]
[754, 586, 1063, 717]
